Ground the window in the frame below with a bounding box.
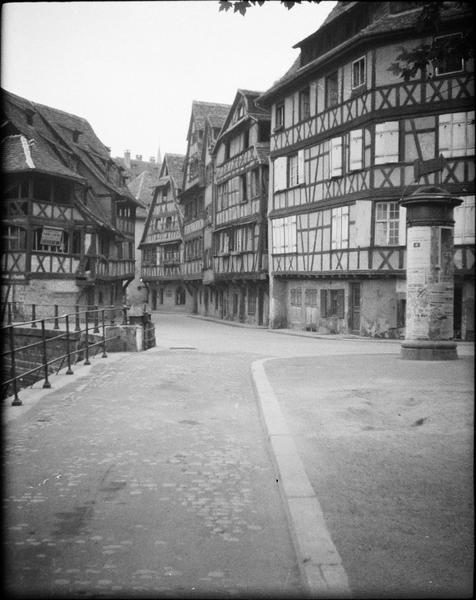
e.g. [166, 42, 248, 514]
[290, 288, 302, 307]
[305, 289, 317, 307]
[288, 154, 299, 187]
[375, 201, 400, 246]
[439, 111, 474, 158]
[454, 196, 475, 244]
[349, 129, 363, 171]
[2, 225, 26, 250]
[434, 34, 464, 76]
[274, 151, 305, 191]
[299, 88, 310, 121]
[240, 174, 248, 203]
[351, 56, 366, 89]
[258, 121, 271, 142]
[243, 129, 249, 149]
[330, 137, 343, 177]
[72, 230, 82, 255]
[33, 177, 51, 202]
[326, 72, 338, 108]
[375, 121, 399, 164]
[249, 168, 260, 198]
[275, 103, 285, 129]
[34, 227, 68, 253]
[331, 206, 349, 249]
[99, 236, 110, 256]
[320, 289, 345, 318]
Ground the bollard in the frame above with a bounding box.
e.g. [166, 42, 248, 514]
[101, 309, 107, 358]
[84, 312, 91, 365]
[54, 304, 59, 330]
[9, 325, 22, 406]
[31, 304, 37, 328]
[75, 305, 80, 332]
[65, 315, 74, 375]
[41, 320, 51, 389]
[94, 305, 99, 333]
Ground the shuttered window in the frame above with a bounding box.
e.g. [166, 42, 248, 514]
[271, 216, 297, 254]
[331, 206, 349, 249]
[439, 111, 475, 158]
[454, 196, 475, 244]
[274, 157, 287, 191]
[375, 121, 399, 164]
[349, 129, 363, 171]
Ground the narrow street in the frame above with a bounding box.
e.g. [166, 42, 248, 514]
[3, 314, 474, 598]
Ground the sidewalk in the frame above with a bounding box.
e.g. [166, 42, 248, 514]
[258, 351, 474, 598]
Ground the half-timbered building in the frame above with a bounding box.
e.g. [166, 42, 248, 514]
[1, 90, 140, 318]
[139, 153, 186, 311]
[258, 2, 474, 339]
[178, 101, 230, 312]
[209, 90, 271, 325]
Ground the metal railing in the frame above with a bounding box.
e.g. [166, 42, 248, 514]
[1, 306, 128, 406]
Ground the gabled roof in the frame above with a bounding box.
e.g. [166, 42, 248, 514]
[189, 101, 231, 137]
[159, 153, 185, 191]
[213, 89, 270, 152]
[2, 89, 138, 205]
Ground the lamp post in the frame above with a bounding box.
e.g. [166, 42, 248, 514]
[400, 186, 462, 360]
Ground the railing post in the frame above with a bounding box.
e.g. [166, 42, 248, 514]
[84, 311, 91, 365]
[41, 320, 51, 389]
[101, 309, 107, 358]
[65, 315, 74, 375]
[54, 304, 59, 330]
[9, 325, 22, 406]
[31, 304, 37, 328]
[94, 305, 99, 333]
[75, 305, 80, 332]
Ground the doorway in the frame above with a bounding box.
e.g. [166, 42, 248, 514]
[349, 283, 361, 333]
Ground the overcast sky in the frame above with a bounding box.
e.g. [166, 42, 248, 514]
[1, 0, 335, 162]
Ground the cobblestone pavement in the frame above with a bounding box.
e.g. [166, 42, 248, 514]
[3, 344, 302, 598]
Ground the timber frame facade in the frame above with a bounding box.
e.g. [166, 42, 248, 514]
[258, 1, 474, 340]
[208, 90, 271, 325]
[178, 101, 230, 313]
[1, 90, 140, 318]
[138, 153, 186, 311]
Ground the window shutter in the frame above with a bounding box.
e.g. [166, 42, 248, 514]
[320, 289, 327, 318]
[349, 129, 363, 170]
[438, 113, 453, 157]
[341, 206, 349, 249]
[298, 149, 305, 184]
[375, 121, 399, 164]
[274, 157, 287, 191]
[330, 137, 342, 177]
[467, 111, 475, 156]
[336, 289, 345, 319]
[287, 216, 297, 252]
[398, 205, 407, 245]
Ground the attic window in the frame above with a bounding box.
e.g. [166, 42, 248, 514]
[73, 130, 82, 143]
[25, 109, 34, 126]
[236, 104, 244, 121]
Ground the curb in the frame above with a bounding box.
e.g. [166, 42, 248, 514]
[251, 358, 351, 598]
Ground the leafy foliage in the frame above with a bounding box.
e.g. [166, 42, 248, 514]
[218, 0, 320, 15]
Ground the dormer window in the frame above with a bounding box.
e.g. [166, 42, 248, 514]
[25, 109, 34, 126]
[236, 103, 244, 121]
[73, 130, 82, 143]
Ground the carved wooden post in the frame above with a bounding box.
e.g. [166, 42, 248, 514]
[400, 186, 462, 360]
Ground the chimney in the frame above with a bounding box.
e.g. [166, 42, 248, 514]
[124, 150, 131, 169]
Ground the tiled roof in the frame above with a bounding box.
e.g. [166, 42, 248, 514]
[1, 134, 84, 181]
[2, 89, 137, 204]
[192, 101, 231, 132]
[259, 2, 470, 103]
[163, 153, 185, 190]
[127, 170, 157, 214]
